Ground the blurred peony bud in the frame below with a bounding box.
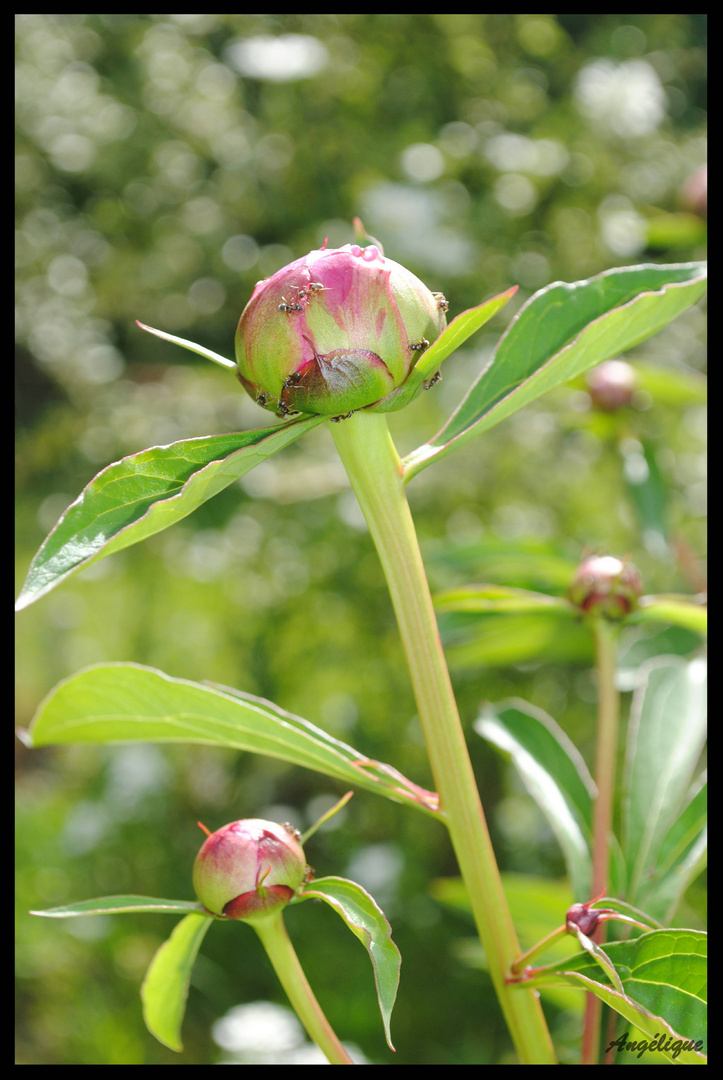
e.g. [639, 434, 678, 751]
[569, 555, 643, 618]
[586, 360, 636, 412]
[680, 164, 707, 217]
[235, 243, 446, 417]
[193, 819, 307, 922]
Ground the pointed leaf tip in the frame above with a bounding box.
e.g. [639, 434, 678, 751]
[294, 875, 401, 1051]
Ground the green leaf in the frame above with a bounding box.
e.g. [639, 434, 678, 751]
[293, 875, 401, 1051]
[588, 896, 662, 930]
[571, 974, 706, 1064]
[25, 663, 440, 818]
[16, 416, 324, 611]
[616, 624, 704, 692]
[434, 588, 579, 666]
[623, 657, 707, 903]
[404, 262, 707, 479]
[474, 701, 595, 899]
[635, 776, 707, 924]
[571, 926, 625, 995]
[434, 583, 573, 616]
[645, 211, 706, 250]
[427, 535, 579, 592]
[514, 929, 707, 1064]
[619, 439, 670, 557]
[441, 610, 594, 669]
[136, 321, 239, 371]
[141, 914, 214, 1052]
[30, 895, 208, 918]
[633, 360, 707, 406]
[633, 595, 708, 635]
[372, 287, 518, 412]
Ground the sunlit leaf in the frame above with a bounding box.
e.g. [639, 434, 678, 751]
[623, 657, 707, 902]
[634, 776, 707, 924]
[619, 439, 670, 556]
[404, 262, 707, 479]
[616, 624, 704, 691]
[440, 610, 594, 668]
[141, 914, 213, 1052]
[475, 701, 595, 899]
[30, 896, 208, 918]
[294, 875, 401, 1051]
[434, 583, 572, 615]
[24, 663, 440, 818]
[136, 321, 238, 371]
[633, 595, 708, 635]
[16, 416, 324, 611]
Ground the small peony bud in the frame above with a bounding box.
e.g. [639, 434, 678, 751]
[235, 243, 446, 417]
[193, 819, 307, 922]
[565, 899, 602, 937]
[569, 555, 643, 618]
[565, 891, 615, 937]
[586, 360, 636, 412]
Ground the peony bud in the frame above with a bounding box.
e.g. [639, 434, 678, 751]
[235, 243, 446, 417]
[586, 360, 636, 412]
[193, 819, 307, 922]
[569, 555, 643, 618]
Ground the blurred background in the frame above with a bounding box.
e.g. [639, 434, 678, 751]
[16, 14, 706, 1065]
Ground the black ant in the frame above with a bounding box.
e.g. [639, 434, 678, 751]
[278, 296, 303, 314]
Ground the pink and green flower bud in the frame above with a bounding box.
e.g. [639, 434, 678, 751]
[193, 819, 307, 922]
[235, 243, 446, 417]
[569, 555, 643, 618]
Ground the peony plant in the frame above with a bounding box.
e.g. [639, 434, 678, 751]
[20, 224, 706, 1064]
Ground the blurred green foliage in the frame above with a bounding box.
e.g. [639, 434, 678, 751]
[16, 14, 706, 1065]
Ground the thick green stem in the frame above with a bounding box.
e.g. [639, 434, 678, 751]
[330, 411, 555, 1064]
[582, 617, 620, 1065]
[253, 911, 354, 1065]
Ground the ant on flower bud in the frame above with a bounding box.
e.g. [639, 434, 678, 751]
[278, 297, 304, 314]
[290, 282, 329, 304]
[276, 400, 300, 418]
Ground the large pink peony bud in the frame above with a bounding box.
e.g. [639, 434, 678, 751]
[569, 555, 643, 618]
[193, 819, 307, 922]
[235, 243, 447, 417]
